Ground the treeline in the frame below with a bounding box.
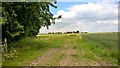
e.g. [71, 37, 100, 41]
[64, 30, 79, 34]
[48, 31, 88, 34]
[48, 30, 88, 34]
[48, 32, 62, 34]
[2, 2, 58, 44]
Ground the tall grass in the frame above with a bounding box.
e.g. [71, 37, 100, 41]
[3, 34, 66, 66]
[81, 33, 118, 64]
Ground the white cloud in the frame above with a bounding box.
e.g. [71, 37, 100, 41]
[57, 0, 119, 2]
[40, 2, 118, 33]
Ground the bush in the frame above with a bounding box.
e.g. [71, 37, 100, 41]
[3, 47, 19, 60]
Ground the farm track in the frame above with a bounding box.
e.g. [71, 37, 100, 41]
[29, 37, 115, 66]
[3, 33, 118, 66]
[30, 48, 62, 66]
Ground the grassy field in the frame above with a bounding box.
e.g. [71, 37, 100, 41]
[3, 33, 118, 66]
[81, 33, 118, 64]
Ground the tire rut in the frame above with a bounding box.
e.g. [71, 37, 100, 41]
[30, 48, 60, 66]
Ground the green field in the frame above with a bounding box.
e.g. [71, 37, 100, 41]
[3, 33, 118, 66]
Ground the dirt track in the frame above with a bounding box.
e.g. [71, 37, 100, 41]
[29, 38, 115, 66]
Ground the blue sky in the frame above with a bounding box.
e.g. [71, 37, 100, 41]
[56, 0, 119, 2]
[50, 2, 88, 14]
[50, 0, 119, 14]
[40, 0, 118, 33]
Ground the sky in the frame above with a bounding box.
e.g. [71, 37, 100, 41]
[39, 0, 119, 33]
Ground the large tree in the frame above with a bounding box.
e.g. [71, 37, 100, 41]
[2, 2, 57, 43]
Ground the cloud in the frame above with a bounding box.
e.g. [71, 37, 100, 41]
[57, 0, 119, 2]
[40, 2, 118, 33]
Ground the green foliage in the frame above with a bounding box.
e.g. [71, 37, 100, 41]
[3, 47, 19, 61]
[2, 2, 57, 43]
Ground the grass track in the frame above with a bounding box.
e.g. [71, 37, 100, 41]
[3, 33, 118, 66]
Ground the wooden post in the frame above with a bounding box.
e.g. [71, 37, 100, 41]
[4, 38, 7, 52]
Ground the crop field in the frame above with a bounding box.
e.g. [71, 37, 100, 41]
[3, 33, 118, 66]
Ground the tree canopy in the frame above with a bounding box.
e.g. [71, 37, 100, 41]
[2, 2, 57, 43]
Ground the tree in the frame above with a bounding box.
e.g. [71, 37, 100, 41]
[2, 2, 58, 43]
[76, 30, 79, 33]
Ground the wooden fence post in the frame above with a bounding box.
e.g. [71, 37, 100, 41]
[4, 38, 7, 52]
